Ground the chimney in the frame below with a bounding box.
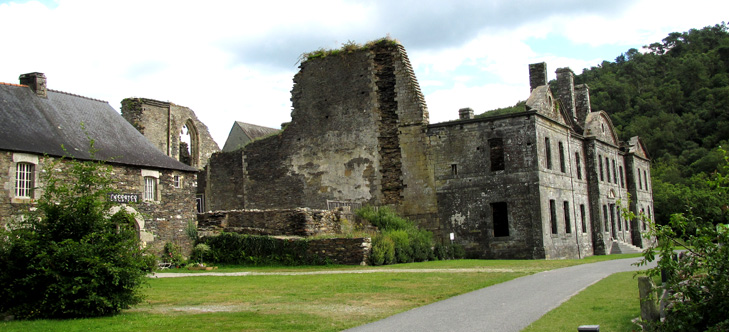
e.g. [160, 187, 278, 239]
[574, 84, 591, 126]
[459, 107, 474, 120]
[555, 68, 576, 122]
[19, 72, 47, 98]
[528, 62, 547, 92]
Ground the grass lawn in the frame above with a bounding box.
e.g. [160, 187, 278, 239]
[0, 254, 644, 332]
[522, 271, 644, 332]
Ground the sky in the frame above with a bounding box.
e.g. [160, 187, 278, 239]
[1, 0, 727, 146]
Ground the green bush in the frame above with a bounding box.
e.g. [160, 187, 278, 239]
[356, 206, 413, 231]
[357, 206, 440, 264]
[201, 233, 321, 266]
[369, 234, 395, 266]
[0, 155, 153, 319]
[387, 229, 413, 263]
[163, 242, 185, 266]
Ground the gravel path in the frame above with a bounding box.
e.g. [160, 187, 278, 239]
[149, 267, 519, 278]
[345, 257, 655, 332]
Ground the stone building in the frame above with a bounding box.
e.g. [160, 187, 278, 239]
[202, 40, 654, 259]
[222, 121, 280, 152]
[0, 73, 199, 255]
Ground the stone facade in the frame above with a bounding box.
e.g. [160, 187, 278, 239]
[0, 151, 197, 255]
[202, 42, 654, 260]
[121, 98, 220, 169]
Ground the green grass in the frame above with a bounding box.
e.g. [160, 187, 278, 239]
[522, 271, 643, 332]
[1, 254, 644, 331]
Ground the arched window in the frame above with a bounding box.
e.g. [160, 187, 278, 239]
[179, 120, 199, 167]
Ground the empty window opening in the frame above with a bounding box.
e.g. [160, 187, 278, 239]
[550, 200, 558, 234]
[602, 205, 609, 232]
[599, 157, 604, 181]
[451, 164, 458, 176]
[617, 210, 622, 231]
[580, 204, 587, 233]
[638, 170, 643, 190]
[575, 152, 582, 180]
[15, 162, 34, 198]
[545, 137, 552, 170]
[605, 157, 611, 183]
[612, 160, 618, 184]
[179, 121, 199, 167]
[489, 138, 505, 171]
[144, 176, 157, 201]
[563, 201, 571, 233]
[619, 166, 625, 188]
[644, 170, 649, 190]
[610, 204, 617, 238]
[558, 142, 566, 173]
[492, 202, 509, 237]
[641, 208, 646, 230]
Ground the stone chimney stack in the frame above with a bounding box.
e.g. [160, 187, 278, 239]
[459, 107, 474, 120]
[528, 62, 548, 92]
[555, 68, 576, 122]
[19, 72, 47, 98]
[574, 84, 591, 126]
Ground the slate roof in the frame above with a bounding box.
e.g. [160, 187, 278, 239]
[0, 82, 197, 172]
[235, 121, 280, 140]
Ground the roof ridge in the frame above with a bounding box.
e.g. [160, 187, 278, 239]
[48, 88, 108, 103]
[236, 121, 279, 130]
[0, 82, 28, 88]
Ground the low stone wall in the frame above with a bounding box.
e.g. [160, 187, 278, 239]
[197, 208, 342, 237]
[307, 237, 371, 265]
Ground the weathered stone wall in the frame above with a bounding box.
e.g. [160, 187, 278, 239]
[196, 208, 342, 237]
[121, 98, 220, 169]
[0, 151, 197, 256]
[626, 154, 654, 247]
[307, 237, 371, 265]
[428, 113, 543, 259]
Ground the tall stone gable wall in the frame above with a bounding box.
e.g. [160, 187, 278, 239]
[205, 41, 439, 232]
[121, 98, 220, 169]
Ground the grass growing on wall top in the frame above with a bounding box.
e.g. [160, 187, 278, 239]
[300, 37, 400, 62]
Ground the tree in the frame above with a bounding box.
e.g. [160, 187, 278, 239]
[0, 149, 154, 319]
[637, 148, 729, 331]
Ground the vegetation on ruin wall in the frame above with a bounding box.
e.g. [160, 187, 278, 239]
[198, 233, 325, 266]
[0, 147, 154, 319]
[476, 100, 527, 118]
[356, 206, 464, 265]
[572, 22, 729, 226]
[301, 37, 399, 62]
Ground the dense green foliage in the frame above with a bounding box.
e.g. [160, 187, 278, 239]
[0, 156, 153, 319]
[637, 152, 729, 331]
[200, 233, 323, 266]
[572, 23, 729, 225]
[476, 100, 526, 118]
[356, 206, 463, 265]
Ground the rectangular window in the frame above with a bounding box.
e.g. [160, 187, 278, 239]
[550, 200, 558, 234]
[558, 142, 566, 173]
[612, 160, 618, 184]
[563, 201, 571, 233]
[451, 164, 458, 176]
[603, 205, 609, 232]
[638, 170, 643, 190]
[15, 162, 34, 198]
[599, 156, 604, 181]
[144, 176, 157, 201]
[610, 204, 616, 236]
[173, 175, 181, 188]
[605, 157, 611, 183]
[575, 152, 582, 180]
[491, 202, 509, 237]
[644, 170, 649, 190]
[619, 166, 625, 188]
[580, 204, 587, 233]
[489, 138, 505, 172]
[617, 209, 622, 231]
[545, 137, 552, 170]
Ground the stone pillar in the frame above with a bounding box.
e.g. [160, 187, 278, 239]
[574, 84, 591, 127]
[19, 72, 47, 98]
[556, 68, 576, 122]
[638, 276, 661, 323]
[459, 107, 474, 120]
[529, 62, 548, 92]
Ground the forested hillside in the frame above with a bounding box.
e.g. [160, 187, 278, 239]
[576, 23, 729, 225]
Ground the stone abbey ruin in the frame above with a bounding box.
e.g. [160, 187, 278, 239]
[192, 39, 654, 260]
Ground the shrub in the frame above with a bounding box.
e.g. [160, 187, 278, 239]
[0, 154, 153, 319]
[201, 233, 321, 266]
[356, 206, 438, 264]
[369, 234, 395, 266]
[163, 242, 185, 266]
[356, 206, 413, 231]
[387, 229, 413, 263]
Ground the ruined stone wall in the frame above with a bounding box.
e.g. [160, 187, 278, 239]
[196, 208, 342, 237]
[427, 113, 543, 259]
[307, 237, 371, 265]
[626, 154, 654, 247]
[205, 151, 246, 211]
[121, 98, 220, 169]
[0, 150, 197, 256]
[205, 41, 438, 232]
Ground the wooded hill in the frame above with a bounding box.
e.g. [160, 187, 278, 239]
[483, 23, 729, 225]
